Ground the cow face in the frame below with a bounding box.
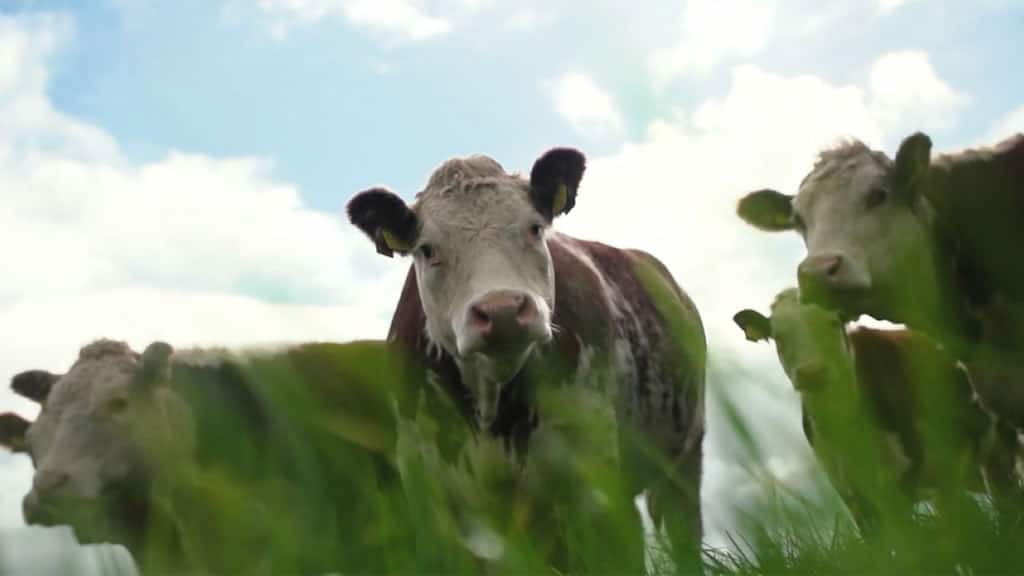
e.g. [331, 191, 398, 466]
[738, 133, 936, 324]
[349, 148, 585, 423]
[734, 289, 850, 393]
[7, 340, 192, 545]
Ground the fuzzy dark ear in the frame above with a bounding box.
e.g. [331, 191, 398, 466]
[141, 341, 174, 383]
[529, 147, 586, 220]
[733, 309, 773, 342]
[892, 131, 931, 202]
[11, 370, 59, 403]
[0, 412, 31, 453]
[346, 187, 420, 258]
[737, 189, 796, 232]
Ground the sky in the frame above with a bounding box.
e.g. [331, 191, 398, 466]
[0, 0, 1022, 572]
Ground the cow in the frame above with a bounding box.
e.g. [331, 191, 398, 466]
[346, 147, 707, 571]
[734, 289, 1021, 534]
[735, 132, 1024, 429]
[0, 339, 432, 575]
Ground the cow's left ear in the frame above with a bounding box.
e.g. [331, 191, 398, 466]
[0, 412, 31, 453]
[347, 187, 420, 258]
[737, 189, 796, 232]
[892, 131, 931, 202]
[140, 341, 174, 384]
[733, 309, 773, 342]
[529, 147, 586, 220]
[11, 370, 59, 403]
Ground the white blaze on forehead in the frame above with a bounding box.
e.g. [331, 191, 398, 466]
[768, 290, 849, 385]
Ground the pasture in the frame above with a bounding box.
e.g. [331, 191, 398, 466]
[2, 2, 1023, 575]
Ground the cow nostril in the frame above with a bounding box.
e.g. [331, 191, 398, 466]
[34, 470, 69, 494]
[470, 305, 491, 327]
[826, 256, 842, 277]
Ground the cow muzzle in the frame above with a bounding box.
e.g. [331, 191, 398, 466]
[797, 253, 871, 308]
[458, 289, 549, 357]
[22, 470, 72, 526]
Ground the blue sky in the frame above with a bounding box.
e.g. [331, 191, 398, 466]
[0, 0, 1021, 572]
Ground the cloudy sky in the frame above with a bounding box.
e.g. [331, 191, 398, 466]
[1, 0, 1022, 572]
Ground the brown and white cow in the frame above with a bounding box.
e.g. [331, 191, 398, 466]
[736, 132, 1024, 429]
[346, 148, 707, 567]
[734, 289, 1021, 533]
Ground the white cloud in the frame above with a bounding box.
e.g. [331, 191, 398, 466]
[254, 0, 450, 42]
[985, 104, 1024, 143]
[868, 50, 968, 139]
[548, 72, 624, 139]
[650, 0, 776, 86]
[877, 0, 921, 14]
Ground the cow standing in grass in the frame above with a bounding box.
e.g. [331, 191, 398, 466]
[734, 289, 1021, 533]
[0, 339, 424, 575]
[347, 148, 707, 571]
[736, 133, 1024, 432]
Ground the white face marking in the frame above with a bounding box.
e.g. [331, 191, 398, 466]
[768, 290, 850, 392]
[411, 175, 555, 425]
[793, 151, 937, 318]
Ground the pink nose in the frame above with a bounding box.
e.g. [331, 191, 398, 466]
[798, 253, 844, 282]
[467, 290, 538, 345]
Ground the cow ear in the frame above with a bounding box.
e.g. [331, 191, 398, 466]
[892, 131, 931, 202]
[0, 412, 31, 453]
[141, 341, 174, 384]
[10, 370, 59, 403]
[529, 147, 585, 221]
[737, 189, 796, 232]
[347, 187, 420, 258]
[733, 309, 773, 342]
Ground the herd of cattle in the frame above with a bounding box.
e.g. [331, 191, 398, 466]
[0, 132, 1021, 573]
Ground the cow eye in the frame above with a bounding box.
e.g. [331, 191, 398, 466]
[418, 244, 434, 260]
[866, 187, 888, 209]
[529, 223, 544, 239]
[107, 396, 129, 415]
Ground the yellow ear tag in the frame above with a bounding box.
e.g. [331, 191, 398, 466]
[381, 229, 412, 253]
[552, 183, 568, 215]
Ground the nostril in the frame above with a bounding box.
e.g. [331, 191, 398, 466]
[516, 295, 528, 313]
[826, 256, 842, 277]
[34, 471, 69, 494]
[470, 305, 491, 328]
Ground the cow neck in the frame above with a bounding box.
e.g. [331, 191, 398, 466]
[907, 202, 982, 361]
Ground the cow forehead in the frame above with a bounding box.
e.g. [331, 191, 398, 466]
[48, 356, 138, 409]
[414, 178, 535, 231]
[794, 144, 891, 213]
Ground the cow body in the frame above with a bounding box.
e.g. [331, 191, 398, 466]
[0, 339, 422, 574]
[737, 132, 1024, 430]
[735, 290, 1021, 533]
[348, 148, 706, 570]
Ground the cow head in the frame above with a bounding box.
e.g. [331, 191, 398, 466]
[734, 288, 851, 393]
[348, 148, 585, 424]
[5, 340, 193, 547]
[737, 133, 937, 324]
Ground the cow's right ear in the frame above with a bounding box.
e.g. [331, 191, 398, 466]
[11, 370, 59, 403]
[737, 189, 796, 232]
[0, 412, 31, 453]
[733, 309, 773, 342]
[892, 131, 931, 203]
[346, 188, 420, 258]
